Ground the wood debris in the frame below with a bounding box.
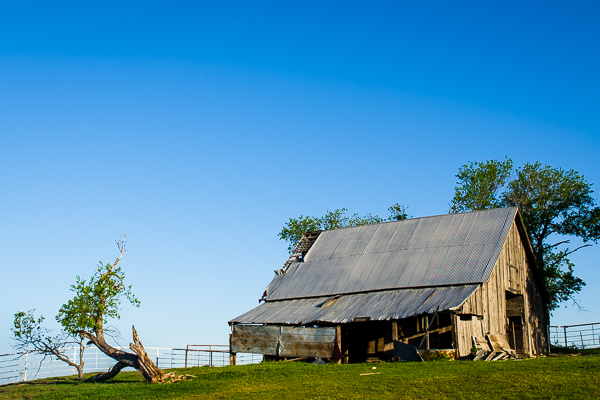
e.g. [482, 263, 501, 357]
[158, 372, 195, 384]
[471, 334, 515, 362]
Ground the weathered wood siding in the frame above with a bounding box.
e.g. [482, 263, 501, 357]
[458, 219, 548, 357]
[230, 325, 335, 358]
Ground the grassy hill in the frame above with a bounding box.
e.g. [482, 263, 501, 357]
[1, 355, 599, 399]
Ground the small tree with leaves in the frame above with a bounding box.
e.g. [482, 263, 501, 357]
[13, 235, 172, 382]
[12, 311, 86, 380]
[55, 235, 167, 382]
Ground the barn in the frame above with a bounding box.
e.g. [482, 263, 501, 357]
[229, 207, 549, 362]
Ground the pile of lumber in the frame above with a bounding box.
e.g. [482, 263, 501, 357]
[472, 334, 516, 361]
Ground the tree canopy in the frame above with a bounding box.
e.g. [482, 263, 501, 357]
[450, 158, 599, 311]
[278, 204, 410, 252]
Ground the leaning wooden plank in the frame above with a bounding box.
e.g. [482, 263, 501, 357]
[490, 334, 511, 350]
[485, 334, 498, 353]
[499, 347, 516, 357]
[484, 351, 496, 361]
[473, 335, 491, 352]
[492, 352, 506, 361]
[473, 349, 487, 361]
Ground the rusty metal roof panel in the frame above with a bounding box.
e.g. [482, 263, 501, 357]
[230, 285, 479, 325]
[265, 207, 518, 301]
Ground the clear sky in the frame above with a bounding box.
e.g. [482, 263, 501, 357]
[1, 1, 599, 355]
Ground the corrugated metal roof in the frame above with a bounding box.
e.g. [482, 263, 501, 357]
[266, 207, 517, 301]
[230, 285, 479, 325]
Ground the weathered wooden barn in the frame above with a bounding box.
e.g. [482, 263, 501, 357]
[229, 207, 549, 362]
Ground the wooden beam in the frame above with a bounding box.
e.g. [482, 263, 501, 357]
[391, 321, 399, 342]
[335, 325, 342, 364]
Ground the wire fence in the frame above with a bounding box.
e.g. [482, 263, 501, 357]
[549, 322, 600, 350]
[0, 346, 261, 386]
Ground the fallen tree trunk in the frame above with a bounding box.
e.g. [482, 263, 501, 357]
[85, 325, 171, 383]
[129, 325, 165, 382]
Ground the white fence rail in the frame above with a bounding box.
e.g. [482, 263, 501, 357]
[549, 322, 600, 350]
[0, 346, 261, 386]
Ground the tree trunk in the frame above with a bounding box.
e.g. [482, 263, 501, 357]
[84, 325, 166, 382]
[129, 325, 165, 382]
[87, 361, 128, 381]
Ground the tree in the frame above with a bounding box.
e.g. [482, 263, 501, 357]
[279, 204, 410, 252]
[55, 235, 166, 382]
[450, 158, 600, 311]
[449, 158, 513, 213]
[13, 235, 171, 382]
[12, 310, 86, 380]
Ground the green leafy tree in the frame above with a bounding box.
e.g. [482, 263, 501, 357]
[13, 235, 171, 382]
[450, 158, 513, 213]
[279, 204, 410, 252]
[450, 158, 599, 311]
[388, 203, 411, 221]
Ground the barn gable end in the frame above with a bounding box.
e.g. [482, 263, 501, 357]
[457, 217, 548, 356]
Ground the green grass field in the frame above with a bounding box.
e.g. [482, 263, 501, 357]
[1, 355, 599, 399]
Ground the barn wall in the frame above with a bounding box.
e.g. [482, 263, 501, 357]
[455, 315, 486, 356]
[459, 219, 548, 357]
[230, 325, 336, 358]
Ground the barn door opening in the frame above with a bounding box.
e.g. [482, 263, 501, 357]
[505, 292, 525, 354]
[342, 320, 391, 363]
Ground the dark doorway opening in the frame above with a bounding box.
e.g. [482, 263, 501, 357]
[506, 292, 525, 354]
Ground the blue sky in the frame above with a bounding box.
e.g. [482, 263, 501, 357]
[1, 1, 599, 354]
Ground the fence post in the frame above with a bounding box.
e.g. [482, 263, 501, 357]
[547, 325, 551, 354]
[185, 346, 188, 368]
[564, 326, 568, 347]
[23, 352, 28, 382]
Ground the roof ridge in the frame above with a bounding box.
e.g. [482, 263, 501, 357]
[318, 206, 519, 233]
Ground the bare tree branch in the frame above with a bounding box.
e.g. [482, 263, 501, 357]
[563, 244, 591, 257]
[543, 240, 570, 250]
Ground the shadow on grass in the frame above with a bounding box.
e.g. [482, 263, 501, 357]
[2, 372, 148, 387]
